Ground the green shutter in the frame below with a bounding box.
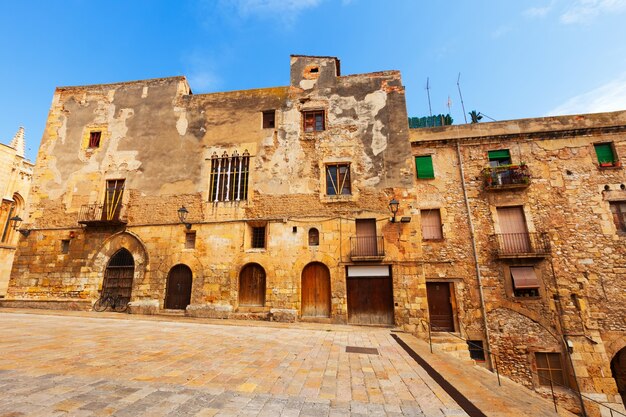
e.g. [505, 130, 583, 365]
[415, 156, 434, 179]
[594, 143, 615, 163]
[488, 149, 511, 160]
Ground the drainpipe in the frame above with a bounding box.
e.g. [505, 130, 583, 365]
[456, 139, 494, 370]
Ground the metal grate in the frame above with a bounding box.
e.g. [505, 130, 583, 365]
[346, 346, 379, 355]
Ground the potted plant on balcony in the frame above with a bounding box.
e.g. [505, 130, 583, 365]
[481, 167, 494, 186]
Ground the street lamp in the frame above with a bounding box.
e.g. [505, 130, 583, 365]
[9, 215, 30, 237]
[177, 206, 191, 230]
[389, 199, 399, 223]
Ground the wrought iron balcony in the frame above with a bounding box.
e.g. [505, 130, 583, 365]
[482, 165, 531, 190]
[350, 236, 385, 261]
[494, 232, 550, 258]
[78, 204, 127, 227]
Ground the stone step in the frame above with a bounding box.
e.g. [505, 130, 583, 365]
[158, 309, 186, 316]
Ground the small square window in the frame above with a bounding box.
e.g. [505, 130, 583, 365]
[421, 209, 443, 240]
[467, 340, 485, 361]
[61, 239, 70, 254]
[303, 110, 325, 132]
[185, 231, 196, 249]
[251, 226, 266, 249]
[488, 149, 511, 167]
[262, 110, 275, 129]
[510, 266, 540, 297]
[594, 142, 619, 167]
[89, 131, 101, 148]
[415, 155, 435, 179]
[536, 352, 565, 387]
[325, 163, 351, 195]
[610, 201, 626, 232]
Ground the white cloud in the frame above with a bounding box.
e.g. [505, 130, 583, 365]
[546, 73, 626, 116]
[221, 0, 322, 21]
[560, 0, 626, 24]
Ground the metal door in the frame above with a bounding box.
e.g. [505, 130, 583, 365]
[301, 262, 331, 317]
[165, 264, 192, 310]
[426, 282, 455, 331]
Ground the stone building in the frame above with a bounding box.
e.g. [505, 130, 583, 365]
[0, 127, 33, 296]
[410, 112, 626, 415]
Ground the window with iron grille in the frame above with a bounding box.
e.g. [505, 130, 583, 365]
[251, 226, 266, 249]
[326, 163, 351, 195]
[535, 352, 566, 387]
[89, 131, 101, 148]
[262, 110, 275, 129]
[610, 201, 626, 232]
[185, 231, 196, 249]
[209, 150, 250, 202]
[303, 110, 325, 132]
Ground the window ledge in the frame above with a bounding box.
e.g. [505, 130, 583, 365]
[423, 238, 445, 242]
[246, 248, 266, 253]
[597, 165, 622, 170]
[512, 296, 542, 301]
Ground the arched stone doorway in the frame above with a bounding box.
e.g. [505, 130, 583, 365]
[301, 262, 331, 318]
[101, 248, 134, 304]
[164, 264, 192, 310]
[239, 263, 265, 306]
[611, 347, 626, 405]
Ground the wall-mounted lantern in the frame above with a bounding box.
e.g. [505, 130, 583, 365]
[177, 206, 192, 230]
[9, 215, 30, 237]
[389, 199, 399, 223]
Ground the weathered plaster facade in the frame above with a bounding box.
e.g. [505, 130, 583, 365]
[0, 127, 33, 296]
[410, 112, 626, 415]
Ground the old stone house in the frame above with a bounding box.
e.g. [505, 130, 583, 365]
[0, 127, 33, 296]
[410, 112, 626, 414]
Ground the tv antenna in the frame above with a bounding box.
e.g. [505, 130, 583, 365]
[426, 77, 433, 117]
[457, 73, 468, 124]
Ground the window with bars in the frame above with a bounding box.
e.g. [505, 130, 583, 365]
[89, 131, 101, 148]
[325, 163, 351, 196]
[303, 110, 325, 132]
[421, 209, 443, 240]
[535, 352, 565, 387]
[185, 232, 196, 249]
[209, 150, 250, 202]
[610, 201, 626, 232]
[251, 226, 266, 249]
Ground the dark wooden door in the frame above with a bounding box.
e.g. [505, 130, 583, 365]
[102, 248, 134, 304]
[355, 219, 377, 256]
[239, 264, 265, 306]
[102, 179, 125, 221]
[426, 282, 454, 331]
[347, 276, 394, 325]
[301, 263, 331, 317]
[165, 265, 192, 310]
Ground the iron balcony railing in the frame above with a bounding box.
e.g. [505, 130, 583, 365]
[495, 232, 550, 257]
[78, 204, 127, 226]
[482, 165, 531, 189]
[350, 236, 385, 259]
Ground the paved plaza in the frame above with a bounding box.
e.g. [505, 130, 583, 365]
[0, 312, 467, 416]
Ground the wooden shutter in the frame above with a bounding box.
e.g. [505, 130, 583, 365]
[488, 149, 511, 160]
[594, 143, 615, 163]
[421, 209, 443, 240]
[510, 267, 539, 289]
[497, 206, 530, 253]
[355, 219, 377, 256]
[415, 156, 434, 179]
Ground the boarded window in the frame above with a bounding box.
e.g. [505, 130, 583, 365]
[89, 131, 101, 148]
[251, 226, 266, 249]
[594, 143, 616, 165]
[185, 231, 196, 249]
[326, 163, 351, 195]
[488, 149, 511, 166]
[536, 352, 565, 387]
[303, 110, 325, 132]
[209, 150, 250, 202]
[61, 239, 70, 254]
[308, 228, 319, 246]
[103, 179, 125, 221]
[415, 155, 435, 179]
[421, 209, 443, 240]
[510, 266, 540, 297]
[610, 201, 626, 232]
[262, 110, 275, 129]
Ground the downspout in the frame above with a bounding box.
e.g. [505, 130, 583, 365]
[456, 138, 494, 370]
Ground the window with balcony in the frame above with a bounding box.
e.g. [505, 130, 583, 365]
[421, 209, 443, 240]
[209, 150, 250, 202]
[303, 110, 325, 132]
[510, 266, 540, 297]
[594, 142, 620, 167]
[415, 155, 435, 179]
[325, 163, 351, 195]
[488, 149, 511, 167]
[610, 201, 626, 232]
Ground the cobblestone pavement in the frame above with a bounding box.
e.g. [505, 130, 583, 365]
[0, 312, 467, 416]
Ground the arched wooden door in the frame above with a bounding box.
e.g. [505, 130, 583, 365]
[301, 262, 331, 318]
[165, 264, 192, 310]
[239, 263, 265, 306]
[611, 347, 626, 406]
[102, 248, 134, 304]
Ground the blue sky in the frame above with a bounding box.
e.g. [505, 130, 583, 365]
[2, 0, 626, 162]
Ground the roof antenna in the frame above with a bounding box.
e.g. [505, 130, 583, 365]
[426, 77, 433, 118]
[457, 73, 468, 124]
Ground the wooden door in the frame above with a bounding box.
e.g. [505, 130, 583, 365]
[102, 248, 134, 304]
[165, 265, 192, 310]
[102, 179, 125, 221]
[301, 263, 331, 317]
[347, 276, 394, 325]
[239, 263, 265, 306]
[497, 206, 531, 253]
[426, 282, 455, 331]
[355, 219, 377, 256]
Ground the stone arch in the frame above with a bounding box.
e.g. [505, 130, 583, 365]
[90, 231, 148, 300]
[1, 193, 25, 244]
[301, 262, 331, 318]
[101, 248, 134, 303]
[487, 300, 559, 340]
[239, 263, 266, 307]
[611, 346, 626, 406]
